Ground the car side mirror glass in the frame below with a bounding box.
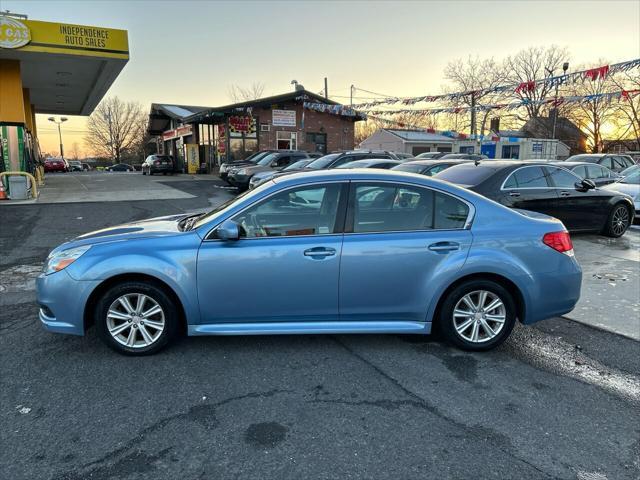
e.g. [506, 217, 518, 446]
[577, 179, 596, 190]
[216, 220, 239, 241]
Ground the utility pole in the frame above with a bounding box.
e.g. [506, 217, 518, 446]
[470, 92, 477, 136]
[324, 77, 328, 99]
[551, 62, 570, 140]
[47, 116, 68, 160]
[350, 84, 355, 107]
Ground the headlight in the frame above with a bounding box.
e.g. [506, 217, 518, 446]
[220, 164, 228, 173]
[44, 245, 91, 275]
[236, 169, 247, 175]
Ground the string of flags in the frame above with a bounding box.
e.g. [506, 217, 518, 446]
[304, 89, 640, 119]
[350, 58, 640, 108]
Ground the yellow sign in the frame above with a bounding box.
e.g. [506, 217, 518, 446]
[1, 17, 128, 59]
[186, 144, 200, 174]
[0, 16, 31, 49]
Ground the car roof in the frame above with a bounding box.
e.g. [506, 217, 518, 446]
[402, 159, 473, 166]
[550, 161, 594, 168]
[342, 159, 402, 167]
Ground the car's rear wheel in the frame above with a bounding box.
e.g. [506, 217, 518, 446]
[603, 203, 631, 238]
[438, 280, 516, 351]
[95, 281, 178, 355]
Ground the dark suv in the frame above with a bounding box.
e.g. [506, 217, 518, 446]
[227, 151, 312, 190]
[303, 150, 400, 170]
[142, 155, 174, 175]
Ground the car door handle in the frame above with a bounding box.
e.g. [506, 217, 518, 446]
[560, 191, 571, 196]
[509, 191, 521, 197]
[428, 242, 460, 253]
[304, 247, 336, 258]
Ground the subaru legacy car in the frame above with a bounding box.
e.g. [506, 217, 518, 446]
[37, 169, 582, 355]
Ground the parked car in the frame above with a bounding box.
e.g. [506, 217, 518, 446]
[228, 151, 311, 190]
[549, 161, 619, 187]
[219, 150, 277, 183]
[603, 166, 640, 218]
[142, 155, 174, 175]
[106, 163, 134, 172]
[563, 153, 635, 173]
[393, 153, 415, 160]
[335, 159, 403, 170]
[68, 160, 83, 172]
[414, 152, 447, 159]
[441, 153, 488, 161]
[36, 169, 582, 355]
[392, 159, 472, 176]
[303, 150, 401, 170]
[249, 158, 314, 190]
[43, 158, 67, 173]
[435, 161, 635, 237]
[81, 163, 91, 171]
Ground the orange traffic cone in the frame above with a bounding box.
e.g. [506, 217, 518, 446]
[0, 183, 7, 200]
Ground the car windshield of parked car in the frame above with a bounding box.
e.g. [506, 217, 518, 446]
[392, 163, 425, 173]
[620, 170, 640, 184]
[247, 151, 271, 163]
[284, 159, 311, 171]
[256, 153, 279, 166]
[434, 164, 496, 186]
[567, 155, 600, 163]
[231, 184, 343, 237]
[305, 154, 341, 169]
[620, 165, 639, 178]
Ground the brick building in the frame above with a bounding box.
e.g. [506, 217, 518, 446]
[148, 90, 364, 173]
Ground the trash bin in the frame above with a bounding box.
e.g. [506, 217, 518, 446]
[8, 175, 30, 200]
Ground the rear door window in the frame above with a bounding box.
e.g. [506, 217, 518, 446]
[351, 183, 469, 233]
[572, 165, 587, 178]
[503, 167, 548, 189]
[601, 157, 614, 169]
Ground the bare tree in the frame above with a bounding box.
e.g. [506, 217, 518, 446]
[503, 45, 570, 122]
[609, 70, 640, 150]
[228, 82, 265, 103]
[443, 56, 509, 135]
[70, 142, 81, 160]
[85, 97, 146, 162]
[565, 63, 619, 153]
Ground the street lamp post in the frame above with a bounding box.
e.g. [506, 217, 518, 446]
[47, 116, 68, 160]
[551, 62, 570, 140]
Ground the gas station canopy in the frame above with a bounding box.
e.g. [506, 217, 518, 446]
[0, 15, 129, 118]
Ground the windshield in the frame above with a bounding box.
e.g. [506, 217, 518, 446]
[435, 164, 496, 185]
[257, 153, 279, 166]
[305, 153, 340, 169]
[392, 163, 425, 173]
[248, 151, 272, 163]
[284, 159, 310, 171]
[620, 170, 640, 184]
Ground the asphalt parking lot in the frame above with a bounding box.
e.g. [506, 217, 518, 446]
[1, 172, 639, 480]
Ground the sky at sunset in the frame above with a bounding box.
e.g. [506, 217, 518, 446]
[4, 0, 639, 156]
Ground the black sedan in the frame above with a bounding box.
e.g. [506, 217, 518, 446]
[391, 159, 472, 177]
[549, 161, 619, 187]
[106, 163, 134, 172]
[435, 161, 635, 237]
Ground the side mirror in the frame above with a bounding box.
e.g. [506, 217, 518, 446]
[216, 220, 239, 241]
[576, 179, 596, 191]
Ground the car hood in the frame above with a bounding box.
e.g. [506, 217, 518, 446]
[56, 214, 189, 251]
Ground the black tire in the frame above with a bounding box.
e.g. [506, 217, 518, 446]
[142, 171, 146, 176]
[602, 203, 632, 238]
[95, 281, 179, 355]
[438, 280, 517, 351]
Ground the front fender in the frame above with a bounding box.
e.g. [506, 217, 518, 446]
[65, 234, 202, 324]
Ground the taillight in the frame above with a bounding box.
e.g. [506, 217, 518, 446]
[543, 231, 574, 255]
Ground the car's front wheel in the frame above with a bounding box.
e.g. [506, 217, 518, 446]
[95, 281, 179, 355]
[438, 280, 516, 351]
[603, 203, 631, 238]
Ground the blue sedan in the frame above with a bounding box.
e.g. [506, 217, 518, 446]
[36, 170, 582, 355]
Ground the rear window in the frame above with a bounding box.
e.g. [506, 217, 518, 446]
[434, 164, 496, 186]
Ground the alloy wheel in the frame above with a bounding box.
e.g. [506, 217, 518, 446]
[611, 206, 629, 236]
[106, 293, 165, 348]
[452, 290, 506, 343]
